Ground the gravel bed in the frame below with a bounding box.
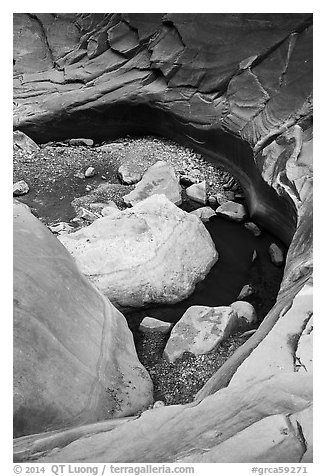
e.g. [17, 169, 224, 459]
[13, 135, 241, 225]
[136, 330, 250, 405]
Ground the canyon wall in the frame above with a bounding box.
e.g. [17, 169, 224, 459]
[13, 13, 312, 242]
[13, 13, 313, 462]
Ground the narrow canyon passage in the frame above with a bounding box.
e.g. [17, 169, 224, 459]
[13, 13, 312, 463]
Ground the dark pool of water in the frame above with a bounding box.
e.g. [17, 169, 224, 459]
[124, 214, 286, 334]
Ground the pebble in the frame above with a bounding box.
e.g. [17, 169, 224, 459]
[215, 201, 247, 223]
[237, 284, 255, 300]
[186, 180, 207, 204]
[139, 317, 173, 334]
[268, 243, 284, 267]
[207, 196, 217, 207]
[153, 401, 166, 409]
[244, 222, 262, 237]
[13, 180, 29, 196]
[69, 138, 94, 147]
[48, 222, 74, 234]
[252, 249, 258, 262]
[85, 166, 96, 178]
[190, 206, 216, 222]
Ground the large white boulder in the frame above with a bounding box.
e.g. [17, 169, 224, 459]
[163, 305, 238, 363]
[59, 194, 218, 308]
[13, 203, 153, 438]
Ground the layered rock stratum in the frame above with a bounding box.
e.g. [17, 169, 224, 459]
[13, 13, 313, 463]
[13, 202, 153, 438]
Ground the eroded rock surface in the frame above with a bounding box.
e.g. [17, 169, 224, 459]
[13, 202, 153, 438]
[18, 372, 311, 463]
[59, 194, 217, 308]
[13, 13, 313, 463]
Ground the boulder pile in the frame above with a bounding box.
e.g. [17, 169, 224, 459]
[59, 194, 218, 308]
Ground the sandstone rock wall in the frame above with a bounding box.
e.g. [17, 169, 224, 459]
[13, 202, 153, 438]
[13, 13, 312, 243]
[15, 372, 312, 463]
[13, 13, 313, 462]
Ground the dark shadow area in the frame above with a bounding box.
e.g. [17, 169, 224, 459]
[125, 214, 285, 331]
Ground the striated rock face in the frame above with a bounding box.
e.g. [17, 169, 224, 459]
[13, 13, 312, 244]
[13, 13, 313, 463]
[228, 281, 313, 385]
[13, 202, 153, 438]
[195, 122, 313, 401]
[17, 372, 311, 463]
[59, 194, 218, 308]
